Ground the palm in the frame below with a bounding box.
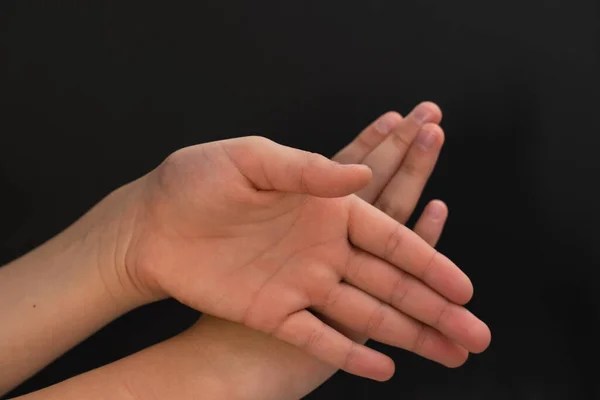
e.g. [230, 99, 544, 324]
[136, 145, 357, 331]
[127, 131, 489, 380]
[191, 197, 354, 331]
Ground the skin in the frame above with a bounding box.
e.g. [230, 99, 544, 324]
[2, 102, 491, 399]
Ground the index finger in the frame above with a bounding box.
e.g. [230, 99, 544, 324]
[355, 102, 442, 202]
[347, 196, 473, 305]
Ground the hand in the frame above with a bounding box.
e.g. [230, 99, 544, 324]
[106, 111, 489, 381]
[328, 103, 452, 345]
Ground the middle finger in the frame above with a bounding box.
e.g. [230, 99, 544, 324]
[356, 102, 442, 202]
[374, 123, 445, 224]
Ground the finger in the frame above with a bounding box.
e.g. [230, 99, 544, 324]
[221, 136, 372, 198]
[332, 112, 403, 164]
[348, 197, 473, 305]
[414, 200, 448, 247]
[273, 309, 395, 381]
[341, 250, 491, 353]
[355, 102, 443, 203]
[315, 283, 469, 367]
[374, 123, 445, 223]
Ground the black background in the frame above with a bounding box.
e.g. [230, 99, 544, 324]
[1, 1, 599, 399]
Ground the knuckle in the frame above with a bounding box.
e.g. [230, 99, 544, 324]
[433, 301, 452, 330]
[243, 135, 272, 148]
[120, 374, 146, 400]
[321, 285, 343, 313]
[355, 131, 378, 150]
[303, 322, 326, 352]
[365, 302, 387, 338]
[390, 271, 411, 308]
[421, 251, 439, 281]
[383, 222, 404, 261]
[299, 151, 323, 192]
[156, 149, 186, 191]
[305, 150, 326, 165]
[345, 252, 365, 282]
[389, 129, 413, 151]
[155, 145, 212, 195]
[411, 324, 429, 354]
[342, 341, 359, 371]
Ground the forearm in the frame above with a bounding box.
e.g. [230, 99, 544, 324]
[14, 315, 340, 400]
[0, 184, 146, 395]
[169, 316, 342, 400]
[9, 360, 135, 400]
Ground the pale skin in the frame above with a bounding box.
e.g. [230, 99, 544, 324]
[1, 102, 491, 399]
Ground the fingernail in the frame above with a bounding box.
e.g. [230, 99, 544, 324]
[416, 128, 436, 151]
[412, 104, 433, 124]
[374, 113, 398, 135]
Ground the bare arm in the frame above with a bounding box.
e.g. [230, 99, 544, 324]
[0, 183, 147, 395]
[6, 104, 477, 399]
[12, 317, 334, 400]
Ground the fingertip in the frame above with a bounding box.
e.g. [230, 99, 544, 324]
[459, 277, 475, 305]
[425, 200, 449, 221]
[423, 123, 445, 145]
[323, 163, 371, 197]
[448, 271, 473, 306]
[340, 163, 373, 191]
[357, 163, 373, 180]
[418, 101, 443, 123]
[470, 321, 492, 354]
[454, 257, 474, 305]
[374, 111, 404, 135]
[428, 252, 474, 305]
[361, 165, 374, 186]
[350, 346, 395, 382]
[445, 348, 469, 368]
[385, 110, 404, 120]
[372, 356, 396, 382]
[414, 123, 444, 152]
[437, 125, 446, 145]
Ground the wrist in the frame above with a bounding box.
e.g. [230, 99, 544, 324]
[66, 177, 158, 312]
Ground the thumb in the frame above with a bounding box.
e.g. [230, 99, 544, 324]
[222, 136, 372, 198]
